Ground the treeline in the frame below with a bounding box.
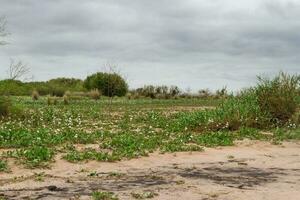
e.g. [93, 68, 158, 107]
[128, 85, 229, 99]
[0, 73, 230, 99]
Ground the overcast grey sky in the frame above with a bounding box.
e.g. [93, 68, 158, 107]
[0, 0, 299, 91]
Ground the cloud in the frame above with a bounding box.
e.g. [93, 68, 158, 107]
[0, 0, 299, 91]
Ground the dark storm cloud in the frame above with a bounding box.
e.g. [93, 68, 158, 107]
[0, 0, 299, 91]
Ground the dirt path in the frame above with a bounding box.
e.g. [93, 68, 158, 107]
[1, 140, 300, 200]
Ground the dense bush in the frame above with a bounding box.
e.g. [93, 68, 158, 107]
[0, 96, 11, 117]
[84, 72, 128, 97]
[255, 72, 300, 124]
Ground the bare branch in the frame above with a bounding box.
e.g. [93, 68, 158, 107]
[8, 58, 30, 80]
[0, 16, 8, 45]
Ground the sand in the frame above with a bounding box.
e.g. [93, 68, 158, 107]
[1, 140, 300, 200]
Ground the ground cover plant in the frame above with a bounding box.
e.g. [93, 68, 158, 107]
[0, 72, 299, 170]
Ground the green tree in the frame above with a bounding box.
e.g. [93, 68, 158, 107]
[84, 72, 128, 97]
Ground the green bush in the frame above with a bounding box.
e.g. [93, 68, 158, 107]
[255, 72, 300, 124]
[84, 72, 128, 97]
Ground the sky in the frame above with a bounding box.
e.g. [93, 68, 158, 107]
[0, 0, 300, 91]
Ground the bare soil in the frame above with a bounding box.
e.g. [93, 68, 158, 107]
[1, 140, 300, 200]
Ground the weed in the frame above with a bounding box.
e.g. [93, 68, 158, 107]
[0, 159, 9, 172]
[131, 191, 158, 199]
[5, 145, 54, 168]
[194, 131, 235, 147]
[92, 191, 119, 200]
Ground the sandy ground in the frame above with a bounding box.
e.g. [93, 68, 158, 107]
[1, 140, 300, 200]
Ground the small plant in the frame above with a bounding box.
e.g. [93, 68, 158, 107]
[92, 191, 119, 200]
[31, 90, 39, 101]
[131, 191, 158, 199]
[0, 159, 9, 172]
[6, 145, 54, 168]
[89, 89, 101, 100]
[34, 172, 46, 182]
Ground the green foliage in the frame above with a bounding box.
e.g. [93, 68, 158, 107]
[0, 78, 85, 96]
[5, 145, 54, 168]
[84, 72, 128, 97]
[273, 128, 300, 141]
[63, 148, 118, 162]
[194, 131, 234, 147]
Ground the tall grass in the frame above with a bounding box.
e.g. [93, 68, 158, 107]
[171, 72, 300, 132]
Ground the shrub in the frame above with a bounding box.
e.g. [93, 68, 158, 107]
[89, 89, 101, 100]
[84, 72, 128, 97]
[53, 97, 58, 105]
[255, 72, 300, 124]
[0, 159, 9, 172]
[47, 96, 51, 106]
[31, 90, 39, 101]
[0, 96, 11, 117]
[47, 96, 58, 105]
[198, 89, 211, 98]
[63, 94, 69, 105]
[169, 85, 181, 97]
[215, 86, 228, 99]
[64, 90, 71, 97]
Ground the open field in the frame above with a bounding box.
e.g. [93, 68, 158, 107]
[1, 1, 300, 199]
[0, 96, 300, 199]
